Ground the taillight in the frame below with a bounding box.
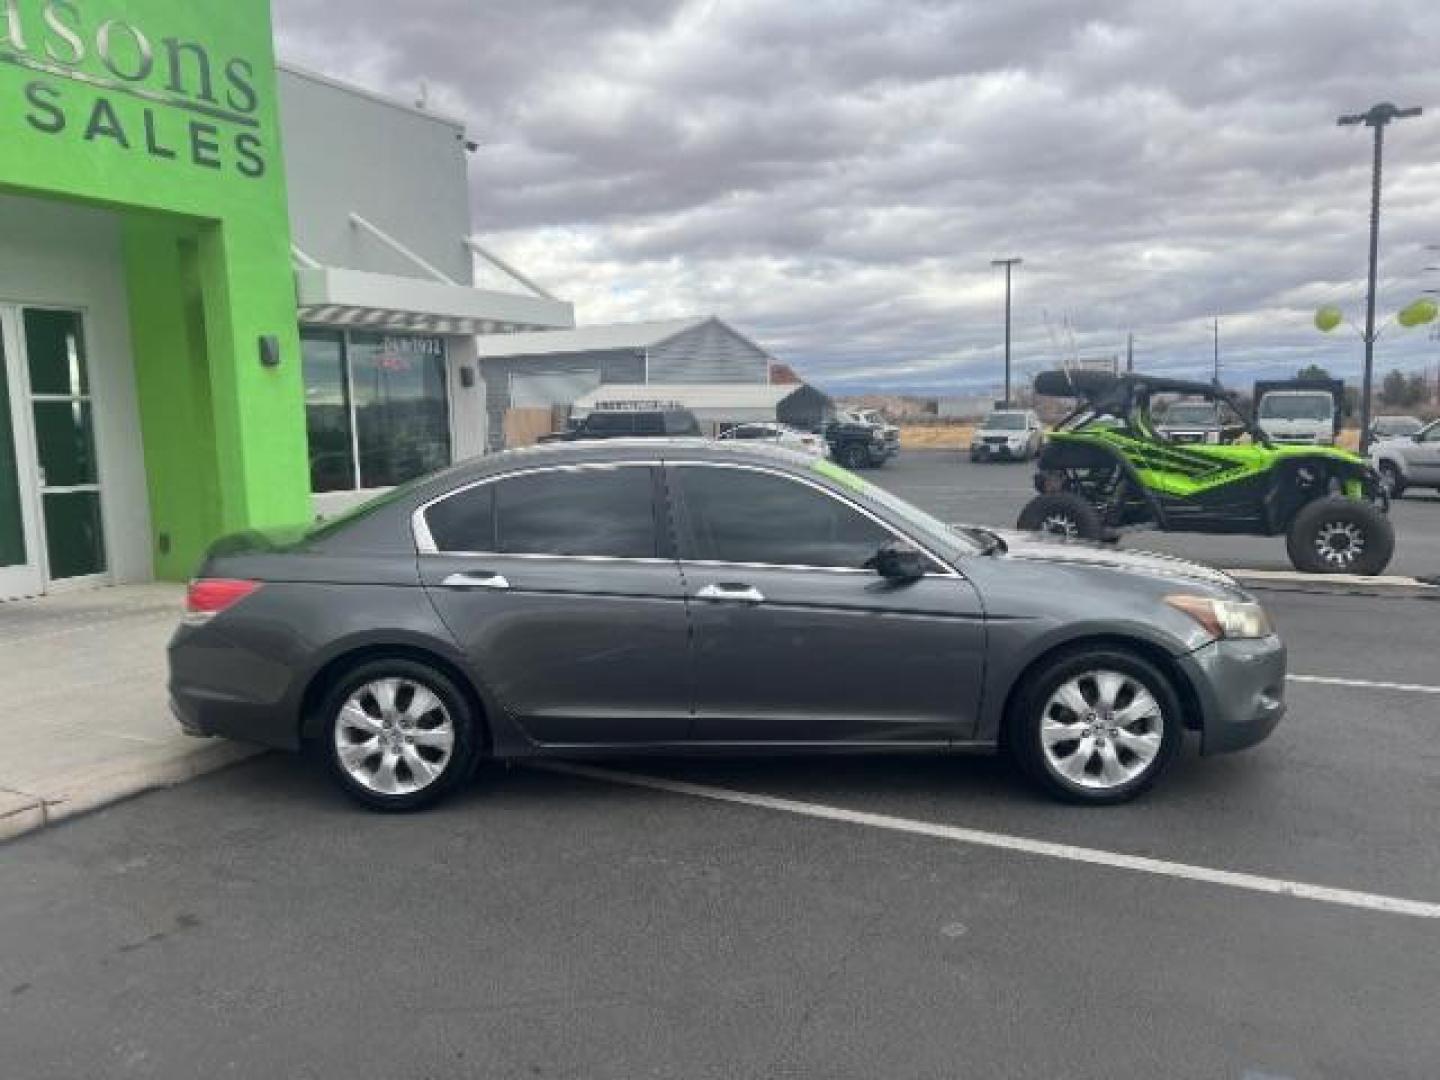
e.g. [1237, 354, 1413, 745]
[185, 578, 261, 623]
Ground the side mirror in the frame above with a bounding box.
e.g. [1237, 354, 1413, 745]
[865, 540, 929, 582]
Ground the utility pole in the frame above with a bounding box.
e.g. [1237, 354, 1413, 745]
[1338, 102, 1423, 453]
[1212, 319, 1220, 384]
[991, 257, 1022, 406]
[1126, 332, 1134, 373]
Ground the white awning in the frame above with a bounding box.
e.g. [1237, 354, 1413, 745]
[296, 266, 575, 335]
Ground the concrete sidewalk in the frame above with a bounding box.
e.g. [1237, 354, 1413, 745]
[0, 584, 260, 841]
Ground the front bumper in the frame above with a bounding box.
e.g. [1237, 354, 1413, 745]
[1177, 634, 1287, 755]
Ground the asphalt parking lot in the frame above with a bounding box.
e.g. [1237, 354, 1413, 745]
[2, 453, 1438, 1079]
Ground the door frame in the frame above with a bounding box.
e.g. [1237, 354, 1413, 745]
[0, 307, 45, 599]
[0, 300, 112, 597]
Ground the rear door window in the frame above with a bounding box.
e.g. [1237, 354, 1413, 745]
[425, 466, 659, 558]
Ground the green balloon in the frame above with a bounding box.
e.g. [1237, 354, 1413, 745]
[1314, 305, 1343, 332]
[1397, 298, 1438, 327]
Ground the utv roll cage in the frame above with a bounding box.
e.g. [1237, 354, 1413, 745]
[1034, 370, 1271, 447]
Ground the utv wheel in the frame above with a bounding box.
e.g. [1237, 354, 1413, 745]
[840, 444, 870, 470]
[322, 659, 479, 811]
[1377, 462, 1406, 499]
[1286, 496, 1395, 576]
[1008, 648, 1183, 804]
[1016, 493, 1104, 541]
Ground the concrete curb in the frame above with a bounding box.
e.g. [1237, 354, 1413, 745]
[1228, 568, 1440, 598]
[0, 740, 264, 844]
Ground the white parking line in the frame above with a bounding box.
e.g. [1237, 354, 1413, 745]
[1289, 674, 1440, 695]
[538, 762, 1440, 920]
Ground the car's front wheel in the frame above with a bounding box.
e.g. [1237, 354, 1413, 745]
[322, 659, 480, 811]
[840, 443, 870, 470]
[1009, 648, 1184, 804]
[1285, 496, 1395, 576]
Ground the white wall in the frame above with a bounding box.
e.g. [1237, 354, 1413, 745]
[0, 193, 152, 587]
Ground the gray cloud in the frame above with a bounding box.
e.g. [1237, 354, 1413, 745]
[274, 0, 1440, 394]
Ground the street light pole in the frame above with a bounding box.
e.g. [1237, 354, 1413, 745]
[1338, 102, 1423, 454]
[991, 257, 1022, 406]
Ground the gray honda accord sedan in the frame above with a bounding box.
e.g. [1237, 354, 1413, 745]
[169, 440, 1286, 810]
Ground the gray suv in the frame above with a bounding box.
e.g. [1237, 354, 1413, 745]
[170, 441, 1285, 810]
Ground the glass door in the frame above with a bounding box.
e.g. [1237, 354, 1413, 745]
[0, 309, 44, 599]
[21, 308, 107, 585]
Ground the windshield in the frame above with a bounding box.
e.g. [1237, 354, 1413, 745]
[1163, 404, 1218, 425]
[1260, 394, 1332, 421]
[982, 413, 1027, 430]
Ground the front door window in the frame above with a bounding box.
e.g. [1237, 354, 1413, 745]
[24, 309, 105, 581]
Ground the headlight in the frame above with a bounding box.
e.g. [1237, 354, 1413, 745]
[1165, 595, 1273, 640]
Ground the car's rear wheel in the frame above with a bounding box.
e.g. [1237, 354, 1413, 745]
[1016, 492, 1104, 540]
[322, 659, 479, 811]
[1286, 496, 1394, 576]
[1377, 461, 1406, 499]
[1009, 648, 1184, 804]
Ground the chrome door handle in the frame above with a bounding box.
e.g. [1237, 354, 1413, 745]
[695, 583, 765, 604]
[441, 571, 510, 590]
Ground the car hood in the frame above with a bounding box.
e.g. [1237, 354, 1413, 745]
[986, 529, 1238, 589]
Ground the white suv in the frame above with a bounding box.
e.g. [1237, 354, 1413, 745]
[970, 409, 1044, 462]
[1370, 419, 1440, 498]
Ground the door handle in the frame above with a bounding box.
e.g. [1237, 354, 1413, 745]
[695, 583, 765, 604]
[441, 571, 510, 590]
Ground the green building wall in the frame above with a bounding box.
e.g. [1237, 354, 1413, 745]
[0, 0, 311, 578]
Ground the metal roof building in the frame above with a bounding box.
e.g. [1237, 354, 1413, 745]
[476, 316, 789, 449]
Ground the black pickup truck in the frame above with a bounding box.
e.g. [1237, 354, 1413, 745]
[825, 409, 900, 469]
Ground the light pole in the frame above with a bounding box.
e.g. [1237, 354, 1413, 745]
[1337, 102, 1423, 453]
[991, 257, 1022, 406]
[1212, 318, 1220, 384]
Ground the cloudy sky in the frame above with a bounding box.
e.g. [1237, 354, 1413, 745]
[273, 0, 1439, 395]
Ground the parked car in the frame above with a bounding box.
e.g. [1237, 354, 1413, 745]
[1370, 415, 1425, 442]
[1154, 400, 1223, 445]
[546, 407, 701, 441]
[825, 409, 900, 468]
[1369, 418, 1440, 498]
[970, 409, 1044, 461]
[171, 440, 1286, 811]
[717, 421, 825, 457]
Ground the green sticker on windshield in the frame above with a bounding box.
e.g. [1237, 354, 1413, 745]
[812, 458, 869, 492]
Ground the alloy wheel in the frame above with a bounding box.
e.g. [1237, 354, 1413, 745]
[1313, 521, 1365, 570]
[1039, 670, 1164, 790]
[333, 677, 456, 795]
[1040, 513, 1079, 538]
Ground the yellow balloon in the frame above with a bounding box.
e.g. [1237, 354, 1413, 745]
[1397, 298, 1438, 328]
[1314, 305, 1344, 332]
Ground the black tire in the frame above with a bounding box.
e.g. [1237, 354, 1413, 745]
[321, 658, 481, 812]
[972, 447, 990, 463]
[1016, 492, 1104, 540]
[1008, 647, 1184, 805]
[1285, 496, 1395, 576]
[1377, 461, 1406, 500]
[840, 443, 870, 470]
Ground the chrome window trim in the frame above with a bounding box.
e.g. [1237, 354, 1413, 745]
[411, 460, 661, 556]
[669, 461, 961, 578]
[411, 456, 960, 578]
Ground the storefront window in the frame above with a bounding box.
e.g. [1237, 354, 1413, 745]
[302, 331, 355, 493]
[302, 330, 450, 493]
[350, 333, 451, 489]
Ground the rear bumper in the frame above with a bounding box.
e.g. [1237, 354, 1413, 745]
[168, 625, 302, 750]
[1177, 635, 1287, 755]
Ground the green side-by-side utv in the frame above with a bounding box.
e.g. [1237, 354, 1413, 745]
[1016, 371, 1394, 575]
